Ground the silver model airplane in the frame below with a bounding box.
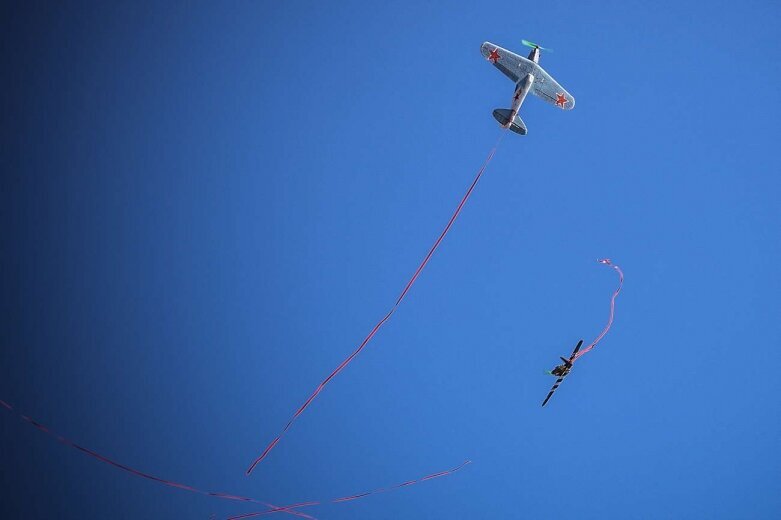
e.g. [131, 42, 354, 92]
[481, 40, 575, 135]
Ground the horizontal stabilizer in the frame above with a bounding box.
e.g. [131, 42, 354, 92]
[492, 109, 527, 135]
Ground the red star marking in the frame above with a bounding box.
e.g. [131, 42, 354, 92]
[555, 93, 568, 108]
[488, 49, 500, 63]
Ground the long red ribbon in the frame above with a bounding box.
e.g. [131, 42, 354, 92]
[227, 460, 472, 519]
[246, 135, 504, 474]
[0, 400, 311, 519]
[2, 398, 469, 518]
[572, 258, 624, 363]
[1, 134, 498, 515]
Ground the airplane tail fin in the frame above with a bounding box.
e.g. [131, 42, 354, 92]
[492, 109, 527, 135]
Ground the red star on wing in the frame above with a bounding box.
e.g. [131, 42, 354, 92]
[555, 93, 568, 108]
[488, 49, 500, 63]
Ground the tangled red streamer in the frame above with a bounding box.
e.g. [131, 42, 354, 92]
[246, 135, 505, 474]
[0, 400, 312, 519]
[572, 258, 624, 363]
[2, 133, 497, 514]
[1, 399, 469, 518]
[227, 460, 472, 519]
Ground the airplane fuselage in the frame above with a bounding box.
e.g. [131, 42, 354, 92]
[502, 46, 541, 128]
[504, 73, 534, 129]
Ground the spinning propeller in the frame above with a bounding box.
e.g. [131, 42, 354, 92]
[522, 39, 553, 53]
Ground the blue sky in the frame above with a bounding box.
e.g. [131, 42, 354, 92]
[2, 1, 780, 518]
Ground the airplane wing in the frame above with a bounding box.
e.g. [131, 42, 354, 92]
[530, 68, 575, 110]
[542, 376, 565, 407]
[480, 42, 526, 83]
[567, 339, 584, 363]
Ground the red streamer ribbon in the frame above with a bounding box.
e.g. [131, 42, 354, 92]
[247, 135, 504, 474]
[228, 460, 472, 519]
[572, 258, 624, 363]
[0, 401, 312, 518]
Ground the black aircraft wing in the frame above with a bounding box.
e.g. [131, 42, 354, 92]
[541, 376, 565, 407]
[567, 339, 584, 364]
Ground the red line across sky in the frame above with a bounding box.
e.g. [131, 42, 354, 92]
[246, 134, 505, 474]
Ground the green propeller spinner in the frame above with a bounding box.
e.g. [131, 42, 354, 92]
[522, 39, 553, 53]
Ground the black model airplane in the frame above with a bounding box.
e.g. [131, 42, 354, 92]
[541, 339, 583, 407]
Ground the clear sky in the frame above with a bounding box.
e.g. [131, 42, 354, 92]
[2, 1, 780, 519]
